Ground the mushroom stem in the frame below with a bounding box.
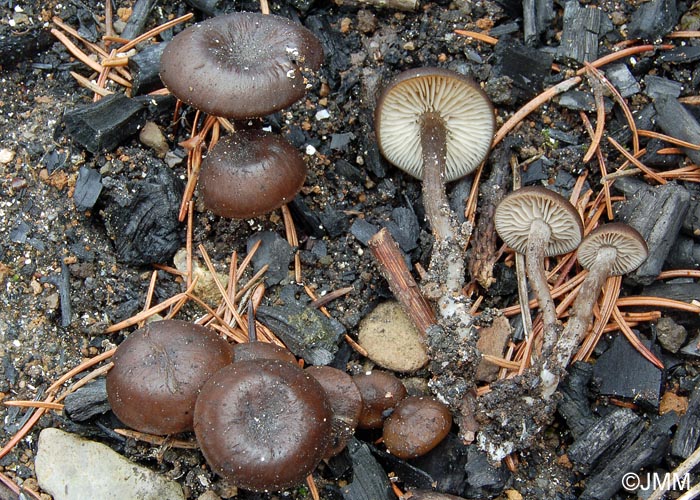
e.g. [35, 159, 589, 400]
[420, 112, 453, 243]
[525, 218, 559, 358]
[553, 246, 616, 370]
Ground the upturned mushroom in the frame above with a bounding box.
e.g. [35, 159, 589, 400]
[375, 67, 494, 303]
[545, 223, 648, 395]
[160, 12, 323, 119]
[199, 130, 307, 218]
[494, 186, 583, 359]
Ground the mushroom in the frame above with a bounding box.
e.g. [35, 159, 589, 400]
[106, 320, 232, 435]
[353, 370, 407, 429]
[194, 359, 332, 492]
[382, 396, 452, 459]
[549, 223, 648, 387]
[375, 67, 494, 300]
[160, 12, 323, 119]
[494, 186, 583, 358]
[199, 130, 307, 218]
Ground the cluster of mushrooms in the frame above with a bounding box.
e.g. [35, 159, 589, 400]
[106, 319, 453, 491]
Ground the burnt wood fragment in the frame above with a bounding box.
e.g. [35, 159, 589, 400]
[128, 42, 167, 95]
[492, 39, 553, 101]
[642, 281, 700, 304]
[410, 434, 470, 495]
[613, 178, 690, 285]
[604, 64, 640, 98]
[522, 0, 554, 46]
[654, 96, 700, 165]
[0, 24, 53, 67]
[682, 195, 700, 237]
[665, 236, 700, 269]
[63, 94, 148, 154]
[672, 380, 700, 458]
[247, 231, 293, 286]
[463, 446, 511, 498]
[121, 0, 158, 40]
[644, 75, 683, 99]
[557, 362, 597, 439]
[557, 1, 603, 63]
[64, 379, 110, 422]
[341, 438, 396, 500]
[658, 46, 700, 64]
[73, 167, 102, 211]
[628, 0, 679, 40]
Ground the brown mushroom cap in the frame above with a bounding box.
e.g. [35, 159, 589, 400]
[194, 359, 333, 492]
[160, 12, 323, 119]
[353, 370, 407, 429]
[494, 186, 584, 257]
[576, 223, 648, 275]
[106, 320, 232, 435]
[231, 341, 297, 364]
[199, 130, 307, 218]
[375, 67, 494, 182]
[382, 396, 452, 459]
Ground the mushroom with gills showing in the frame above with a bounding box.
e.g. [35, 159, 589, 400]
[494, 186, 583, 360]
[199, 129, 307, 219]
[543, 223, 648, 397]
[159, 12, 323, 119]
[375, 68, 494, 307]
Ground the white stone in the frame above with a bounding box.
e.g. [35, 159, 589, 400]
[35, 428, 184, 500]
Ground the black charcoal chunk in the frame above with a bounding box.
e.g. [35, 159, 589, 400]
[257, 302, 345, 365]
[384, 207, 419, 252]
[683, 196, 700, 237]
[658, 46, 700, 64]
[665, 236, 700, 269]
[128, 42, 167, 95]
[101, 165, 183, 266]
[247, 231, 294, 285]
[369, 445, 435, 491]
[350, 219, 379, 246]
[672, 379, 700, 458]
[448, 176, 473, 224]
[557, 362, 597, 439]
[463, 446, 510, 498]
[489, 22, 521, 37]
[288, 197, 325, 238]
[0, 23, 53, 66]
[628, 0, 679, 40]
[64, 379, 110, 422]
[10, 221, 29, 244]
[557, 0, 603, 63]
[557, 90, 596, 111]
[642, 138, 685, 168]
[63, 94, 148, 154]
[568, 408, 644, 474]
[644, 75, 683, 99]
[73, 167, 102, 211]
[335, 159, 365, 184]
[681, 336, 700, 358]
[654, 96, 700, 165]
[330, 133, 355, 151]
[613, 178, 690, 285]
[523, 0, 554, 46]
[492, 39, 553, 101]
[642, 281, 700, 304]
[411, 434, 470, 495]
[579, 412, 678, 500]
[592, 334, 663, 410]
[341, 438, 395, 500]
[604, 64, 640, 98]
[319, 206, 350, 238]
[548, 129, 580, 145]
[121, 0, 158, 40]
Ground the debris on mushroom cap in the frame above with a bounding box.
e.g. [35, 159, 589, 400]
[494, 186, 584, 257]
[374, 67, 494, 182]
[160, 12, 323, 119]
[576, 222, 648, 275]
[199, 130, 307, 219]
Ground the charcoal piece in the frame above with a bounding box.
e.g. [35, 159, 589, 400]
[0, 23, 53, 66]
[330, 133, 355, 151]
[288, 198, 325, 239]
[121, 0, 158, 40]
[101, 165, 183, 266]
[557, 90, 595, 111]
[592, 334, 663, 410]
[493, 39, 553, 100]
[628, 0, 679, 40]
[410, 434, 470, 495]
[64, 379, 110, 422]
[257, 302, 345, 365]
[463, 446, 510, 498]
[610, 103, 656, 146]
[40, 262, 72, 328]
[665, 236, 700, 269]
[654, 96, 700, 165]
[448, 176, 473, 224]
[557, 362, 597, 439]
[63, 94, 147, 154]
[579, 412, 678, 500]
[350, 219, 379, 246]
[642, 281, 700, 304]
[568, 408, 643, 474]
[369, 445, 435, 491]
[10, 221, 29, 244]
[384, 207, 419, 252]
[547, 129, 580, 145]
[247, 231, 294, 285]
[682, 196, 700, 237]
[185, 0, 237, 15]
[128, 43, 167, 95]
[659, 46, 700, 64]
[523, 0, 554, 46]
[73, 167, 102, 211]
[489, 22, 521, 37]
[557, 0, 603, 63]
[335, 159, 365, 183]
[604, 64, 640, 98]
[672, 379, 700, 458]
[341, 438, 395, 500]
[613, 178, 690, 285]
[681, 336, 700, 358]
[642, 138, 685, 168]
[521, 158, 550, 185]
[644, 75, 683, 99]
[319, 206, 350, 238]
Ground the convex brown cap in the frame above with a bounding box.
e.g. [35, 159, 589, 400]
[577, 223, 648, 275]
[200, 130, 307, 218]
[375, 67, 494, 182]
[494, 186, 584, 257]
[160, 12, 323, 119]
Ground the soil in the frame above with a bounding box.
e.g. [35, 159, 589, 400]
[0, 0, 699, 499]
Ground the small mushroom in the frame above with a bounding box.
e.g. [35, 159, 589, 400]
[382, 396, 452, 459]
[494, 186, 583, 357]
[160, 12, 323, 119]
[199, 130, 307, 218]
[353, 370, 407, 429]
[194, 359, 332, 492]
[106, 320, 232, 435]
[549, 223, 648, 387]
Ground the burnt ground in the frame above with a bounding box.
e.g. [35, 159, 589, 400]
[1, 0, 700, 498]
